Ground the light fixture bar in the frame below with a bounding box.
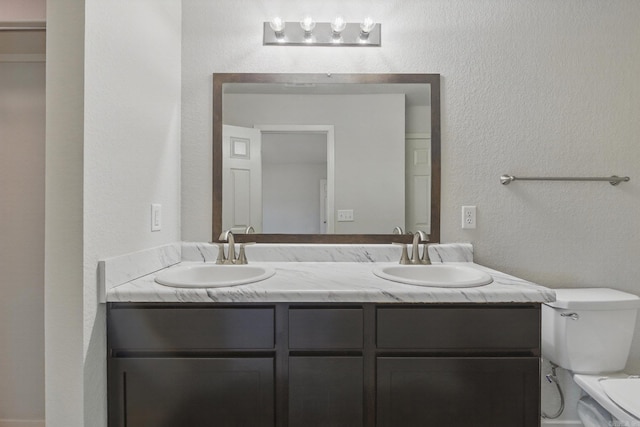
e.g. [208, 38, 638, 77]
[263, 21, 381, 47]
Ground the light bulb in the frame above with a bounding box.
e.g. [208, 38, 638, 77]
[331, 16, 347, 34]
[269, 17, 285, 34]
[300, 16, 316, 33]
[360, 17, 376, 34]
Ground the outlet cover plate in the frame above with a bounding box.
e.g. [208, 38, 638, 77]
[462, 206, 476, 229]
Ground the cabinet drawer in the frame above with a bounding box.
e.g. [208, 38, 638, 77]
[377, 306, 539, 351]
[108, 307, 274, 350]
[289, 308, 363, 349]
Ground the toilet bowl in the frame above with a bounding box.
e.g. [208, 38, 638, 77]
[542, 288, 640, 426]
[574, 373, 640, 426]
[577, 396, 613, 427]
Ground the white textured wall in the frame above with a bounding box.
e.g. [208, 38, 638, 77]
[83, 0, 182, 425]
[47, 1, 182, 426]
[0, 61, 45, 424]
[182, 1, 640, 422]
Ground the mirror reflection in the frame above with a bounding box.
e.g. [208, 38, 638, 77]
[213, 73, 441, 244]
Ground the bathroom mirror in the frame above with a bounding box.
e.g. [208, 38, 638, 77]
[213, 73, 440, 244]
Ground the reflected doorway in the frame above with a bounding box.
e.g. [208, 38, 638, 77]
[256, 125, 335, 234]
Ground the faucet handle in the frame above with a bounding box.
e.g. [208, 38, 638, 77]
[215, 243, 226, 265]
[421, 243, 432, 265]
[236, 242, 255, 265]
[393, 242, 411, 265]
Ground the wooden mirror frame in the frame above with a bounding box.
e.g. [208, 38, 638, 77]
[212, 73, 441, 244]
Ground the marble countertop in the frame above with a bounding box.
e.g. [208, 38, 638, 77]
[106, 261, 555, 304]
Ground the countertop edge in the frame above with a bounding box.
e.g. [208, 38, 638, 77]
[106, 261, 555, 304]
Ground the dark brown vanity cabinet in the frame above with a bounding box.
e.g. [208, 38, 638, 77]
[107, 306, 276, 427]
[107, 303, 540, 427]
[377, 357, 539, 427]
[287, 308, 366, 427]
[109, 357, 274, 427]
[375, 306, 541, 427]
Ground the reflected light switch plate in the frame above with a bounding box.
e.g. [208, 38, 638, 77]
[337, 209, 354, 222]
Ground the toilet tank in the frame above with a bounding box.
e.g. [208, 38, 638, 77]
[542, 288, 640, 374]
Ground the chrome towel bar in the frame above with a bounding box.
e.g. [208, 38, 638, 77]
[500, 175, 630, 186]
[0, 21, 46, 31]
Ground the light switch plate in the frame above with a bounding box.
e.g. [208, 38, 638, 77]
[151, 204, 162, 231]
[337, 209, 354, 222]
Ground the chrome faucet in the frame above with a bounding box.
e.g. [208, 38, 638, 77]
[217, 230, 236, 264]
[395, 231, 431, 265]
[217, 228, 255, 265]
[410, 231, 431, 265]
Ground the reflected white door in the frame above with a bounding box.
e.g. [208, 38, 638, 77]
[405, 133, 431, 234]
[222, 125, 262, 233]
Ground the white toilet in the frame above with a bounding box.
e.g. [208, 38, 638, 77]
[542, 288, 640, 426]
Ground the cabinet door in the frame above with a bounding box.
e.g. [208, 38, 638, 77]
[109, 357, 274, 427]
[377, 357, 539, 427]
[288, 357, 363, 427]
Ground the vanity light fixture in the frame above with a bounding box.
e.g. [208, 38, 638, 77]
[263, 16, 381, 47]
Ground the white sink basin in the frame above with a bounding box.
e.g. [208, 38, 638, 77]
[155, 264, 276, 288]
[373, 264, 493, 288]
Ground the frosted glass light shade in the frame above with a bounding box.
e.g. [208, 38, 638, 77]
[360, 17, 376, 34]
[269, 17, 285, 33]
[300, 16, 316, 33]
[331, 16, 347, 34]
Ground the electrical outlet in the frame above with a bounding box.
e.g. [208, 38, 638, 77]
[462, 206, 476, 229]
[151, 204, 162, 231]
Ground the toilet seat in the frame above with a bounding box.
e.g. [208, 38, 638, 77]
[600, 377, 640, 419]
[574, 373, 640, 426]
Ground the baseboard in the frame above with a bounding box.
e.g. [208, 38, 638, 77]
[0, 420, 45, 427]
[541, 419, 583, 426]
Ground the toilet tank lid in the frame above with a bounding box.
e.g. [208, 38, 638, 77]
[544, 288, 640, 310]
